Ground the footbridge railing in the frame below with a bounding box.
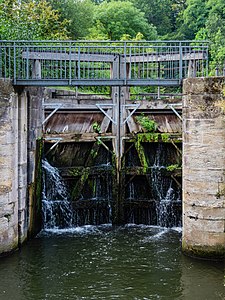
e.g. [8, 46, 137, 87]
[0, 40, 208, 86]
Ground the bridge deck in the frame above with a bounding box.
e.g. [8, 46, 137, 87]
[0, 40, 208, 86]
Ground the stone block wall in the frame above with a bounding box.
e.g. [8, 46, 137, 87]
[182, 77, 225, 258]
[0, 79, 20, 254]
[0, 80, 43, 256]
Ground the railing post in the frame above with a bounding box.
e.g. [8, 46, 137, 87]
[123, 41, 127, 85]
[215, 66, 219, 76]
[13, 42, 16, 84]
[26, 46, 29, 80]
[78, 46, 81, 80]
[179, 42, 183, 82]
[69, 42, 72, 85]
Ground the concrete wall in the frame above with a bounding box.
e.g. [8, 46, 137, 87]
[182, 77, 225, 259]
[0, 80, 43, 256]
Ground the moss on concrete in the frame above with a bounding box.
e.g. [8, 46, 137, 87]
[182, 240, 225, 260]
[28, 138, 43, 238]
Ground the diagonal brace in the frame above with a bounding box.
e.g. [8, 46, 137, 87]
[122, 103, 140, 124]
[42, 104, 63, 125]
[96, 103, 117, 125]
[44, 137, 62, 155]
[168, 104, 182, 121]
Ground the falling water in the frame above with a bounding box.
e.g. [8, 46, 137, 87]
[42, 142, 181, 228]
[72, 147, 113, 226]
[42, 159, 73, 229]
[151, 144, 181, 227]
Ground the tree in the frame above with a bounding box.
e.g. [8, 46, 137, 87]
[47, 0, 95, 39]
[174, 0, 225, 66]
[177, 0, 208, 39]
[130, 0, 175, 37]
[0, 0, 69, 40]
[196, 0, 225, 65]
[88, 1, 157, 40]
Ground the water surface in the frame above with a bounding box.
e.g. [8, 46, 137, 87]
[0, 225, 224, 300]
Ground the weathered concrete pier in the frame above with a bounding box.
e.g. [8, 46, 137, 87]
[0, 40, 224, 258]
[182, 77, 225, 258]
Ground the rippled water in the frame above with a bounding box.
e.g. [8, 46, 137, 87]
[0, 225, 224, 300]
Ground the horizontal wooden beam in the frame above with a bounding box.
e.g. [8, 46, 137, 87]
[22, 51, 117, 62]
[124, 52, 206, 63]
[43, 133, 182, 143]
[22, 51, 205, 63]
[59, 165, 113, 177]
[44, 132, 114, 142]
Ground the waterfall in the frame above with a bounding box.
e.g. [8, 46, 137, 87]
[42, 159, 73, 229]
[151, 144, 181, 227]
[41, 142, 181, 228]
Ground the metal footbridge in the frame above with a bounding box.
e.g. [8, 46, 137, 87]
[0, 40, 208, 87]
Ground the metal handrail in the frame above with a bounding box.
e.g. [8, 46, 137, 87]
[0, 40, 209, 86]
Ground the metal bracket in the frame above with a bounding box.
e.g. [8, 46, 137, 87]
[44, 137, 62, 155]
[96, 103, 117, 125]
[168, 104, 182, 121]
[122, 103, 140, 124]
[95, 136, 115, 154]
[171, 140, 182, 155]
[42, 104, 63, 125]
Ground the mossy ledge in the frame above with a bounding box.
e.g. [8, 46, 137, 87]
[133, 133, 181, 144]
[182, 241, 225, 260]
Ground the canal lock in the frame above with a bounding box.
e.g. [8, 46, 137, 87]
[38, 88, 182, 229]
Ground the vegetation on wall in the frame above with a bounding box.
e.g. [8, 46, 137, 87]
[135, 114, 158, 133]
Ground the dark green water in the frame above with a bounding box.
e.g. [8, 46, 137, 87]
[0, 225, 224, 300]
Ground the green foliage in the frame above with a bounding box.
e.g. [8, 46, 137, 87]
[136, 114, 158, 132]
[136, 133, 159, 143]
[161, 133, 170, 143]
[177, 0, 208, 39]
[47, 0, 95, 39]
[130, 0, 176, 37]
[92, 122, 101, 133]
[0, 0, 69, 40]
[176, 0, 225, 66]
[202, 0, 225, 65]
[166, 164, 179, 171]
[88, 1, 157, 40]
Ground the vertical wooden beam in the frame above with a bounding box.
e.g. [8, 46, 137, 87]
[71, 142, 100, 201]
[187, 60, 196, 77]
[32, 60, 41, 79]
